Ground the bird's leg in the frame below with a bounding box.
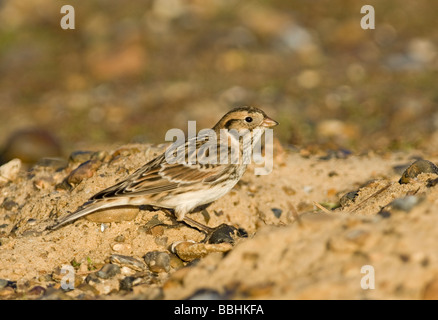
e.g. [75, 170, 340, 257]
[160, 208, 247, 243]
[182, 216, 214, 234]
[160, 208, 213, 233]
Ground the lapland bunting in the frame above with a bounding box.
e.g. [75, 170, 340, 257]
[50, 106, 278, 230]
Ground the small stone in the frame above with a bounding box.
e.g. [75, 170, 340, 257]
[55, 180, 72, 191]
[427, 178, 438, 188]
[171, 241, 233, 262]
[68, 151, 95, 163]
[109, 254, 146, 272]
[1, 199, 18, 210]
[114, 235, 125, 242]
[154, 236, 168, 247]
[85, 272, 101, 285]
[66, 159, 102, 186]
[144, 251, 171, 273]
[0, 279, 8, 289]
[33, 177, 54, 190]
[27, 218, 37, 226]
[340, 191, 359, 208]
[271, 208, 282, 218]
[96, 264, 120, 279]
[169, 253, 185, 270]
[378, 210, 391, 218]
[100, 223, 108, 232]
[206, 224, 247, 244]
[0, 287, 15, 297]
[389, 196, 421, 212]
[303, 185, 313, 194]
[150, 225, 164, 237]
[187, 288, 223, 300]
[328, 171, 338, 177]
[0, 158, 21, 185]
[399, 159, 438, 184]
[119, 276, 135, 291]
[282, 186, 296, 196]
[111, 243, 132, 253]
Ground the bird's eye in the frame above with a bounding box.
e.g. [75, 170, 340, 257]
[245, 117, 253, 123]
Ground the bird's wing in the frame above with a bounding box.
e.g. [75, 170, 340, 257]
[90, 137, 233, 200]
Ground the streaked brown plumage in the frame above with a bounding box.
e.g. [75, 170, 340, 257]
[49, 106, 278, 230]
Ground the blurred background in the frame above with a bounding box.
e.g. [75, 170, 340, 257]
[0, 0, 437, 164]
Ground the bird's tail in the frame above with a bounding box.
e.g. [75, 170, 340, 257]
[48, 199, 126, 230]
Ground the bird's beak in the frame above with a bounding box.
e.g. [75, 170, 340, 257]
[262, 117, 279, 128]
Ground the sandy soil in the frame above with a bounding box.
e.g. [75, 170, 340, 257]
[1, 142, 438, 300]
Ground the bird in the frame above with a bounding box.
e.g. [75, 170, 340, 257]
[49, 106, 278, 231]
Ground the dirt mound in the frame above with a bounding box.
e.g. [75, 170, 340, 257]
[1, 144, 438, 299]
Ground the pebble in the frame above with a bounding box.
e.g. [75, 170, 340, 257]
[399, 159, 438, 184]
[187, 288, 223, 300]
[154, 236, 168, 247]
[282, 186, 296, 196]
[114, 235, 125, 242]
[144, 251, 171, 273]
[171, 241, 233, 262]
[96, 264, 121, 279]
[378, 210, 391, 218]
[68, 151, 95, 163]
[109, 254, 146, 272]
[0, 158, 21, 185]
[27, 218, 37, 226]
[169, 253, 185, 270]
[1, 199, 18, 210]
[340, 191, 359, 208]
[303, 186, 313, 194]
[271, 208, 282, 218]
[33, 177, 55, 190]
[0, 287, 15, 297]
[85, 272, 101, 285]
[111, 243, 132, 253]
[66, 159, 102, 186]
[427, 178, 438, 188]
[100, 223, 109, 232]
[206, 224, 247, 244]
[389, 196, 421, 212]
[0, 279, 8, 289]
[119, 276, 135, 291]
